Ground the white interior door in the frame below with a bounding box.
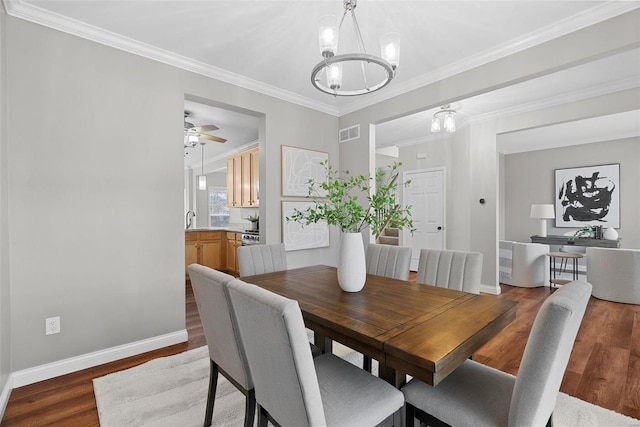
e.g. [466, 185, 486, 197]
[403, 168, 445, 271]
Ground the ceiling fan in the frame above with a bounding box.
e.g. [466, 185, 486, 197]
[184, 111, 227, 146]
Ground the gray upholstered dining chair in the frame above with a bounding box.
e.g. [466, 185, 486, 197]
[237, 242, 321, 355]
[187, 264, 255, 427]
[227, 278, 405, 427]
[361, 243, 412, 372]
[403, 280, 592, 427]
[416, 248, 483, 294]
[237, 243, 287, 277]
[366, 243, 412, 281]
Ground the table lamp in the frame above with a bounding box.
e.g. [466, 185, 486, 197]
[530, 204, 555, 237]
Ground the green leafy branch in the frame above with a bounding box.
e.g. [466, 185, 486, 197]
[286, 160, 415, 238]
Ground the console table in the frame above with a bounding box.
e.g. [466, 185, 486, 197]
[531, 235, 621, 248]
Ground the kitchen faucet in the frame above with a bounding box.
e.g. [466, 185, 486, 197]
[186, 210, 195, 229]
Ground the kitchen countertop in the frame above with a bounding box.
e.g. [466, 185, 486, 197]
[185, 226, 253, 234]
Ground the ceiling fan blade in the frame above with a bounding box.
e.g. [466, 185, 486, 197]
[192, 124, 219, 132]
[198, 133, 227, 143]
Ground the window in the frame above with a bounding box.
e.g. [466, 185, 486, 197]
[208, 186, 230, 227]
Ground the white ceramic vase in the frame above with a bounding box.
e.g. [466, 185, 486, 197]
[337, 232, 366, 292]
[603, 227, 618, 240]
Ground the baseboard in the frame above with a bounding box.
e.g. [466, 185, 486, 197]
[481, 283, 501, 295]
[0, 374, 13, 422]
[10, 329, 188, 388]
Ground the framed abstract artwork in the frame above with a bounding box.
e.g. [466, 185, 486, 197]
[555, 163, 620, 228]
[282, 201, 329, 251]
[281, 145, 328, 197]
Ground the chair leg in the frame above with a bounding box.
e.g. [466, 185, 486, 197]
[204, 360, 218, 427]
[244, 388, 256, 427]
[405, 402, 416, 427]
[257, 404, 269, 427]
[363, 355, 372, 373]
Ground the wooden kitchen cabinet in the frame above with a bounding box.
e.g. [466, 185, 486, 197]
[227, 147, 258, 207]
[185, 231, 224, 280]
[225, 232, 242, 276]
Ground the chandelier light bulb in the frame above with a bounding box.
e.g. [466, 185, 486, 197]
[444, 112, 456, 132]
[327, 63, 343, 90]
[318, 15, 339, 58]
[430, 116, 441, 133]
[380, 32, 400, 69]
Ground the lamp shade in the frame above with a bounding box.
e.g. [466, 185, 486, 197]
[530, 203, 554, 237]
[530, 204, 555, 219]
[198, 175, 207, 191]
[318, 15, 339, 58]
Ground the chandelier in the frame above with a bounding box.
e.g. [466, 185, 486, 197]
[431, 105, 457, 133]
[311, 0, 400, 96]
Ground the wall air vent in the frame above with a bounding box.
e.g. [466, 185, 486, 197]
[339, 124, 360, 143]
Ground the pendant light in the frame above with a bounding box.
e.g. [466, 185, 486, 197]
[198, 141, 207, 190]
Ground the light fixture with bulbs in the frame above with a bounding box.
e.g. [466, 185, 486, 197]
[311, 0, 400, 96]
[198, 141, 207, 191]
[431, 105, 457, 133]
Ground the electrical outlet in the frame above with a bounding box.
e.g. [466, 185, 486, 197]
[45, 316, 60, 335]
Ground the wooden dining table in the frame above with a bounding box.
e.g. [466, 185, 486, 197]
[241, 265, 517, 388]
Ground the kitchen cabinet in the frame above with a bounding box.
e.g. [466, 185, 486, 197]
[185, 231, 224, 280]
[227, 147, 258, 207]
[226, 232, 242, 276]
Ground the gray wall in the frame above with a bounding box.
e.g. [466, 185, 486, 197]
[503, 138, 640, 249]
[398, 129, 471, 251]
[1, 8, 10, 405]
[3, 14, 338, 377]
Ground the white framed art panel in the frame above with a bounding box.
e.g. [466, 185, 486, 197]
[281, 145, 328, 197]
[282, 201, 329, 251]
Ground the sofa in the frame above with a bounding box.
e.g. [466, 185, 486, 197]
[586, 247, 640, 305]
[500, 240, 550, 287]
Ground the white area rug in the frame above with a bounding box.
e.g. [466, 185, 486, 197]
[94, 346, 640, 427]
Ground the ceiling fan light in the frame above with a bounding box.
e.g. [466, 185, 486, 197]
[188, 134, 199, 146]
[318, 15, 339, 58]
[380, 32, 400, 69]
[431, 116, 441, 133]
[198, 175, 207, 191]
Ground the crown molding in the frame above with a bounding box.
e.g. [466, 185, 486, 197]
[4, 0, 637, 119]
[468, 76, 640, 126]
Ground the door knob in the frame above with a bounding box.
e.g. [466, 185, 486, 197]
[437, 226, 442, 230]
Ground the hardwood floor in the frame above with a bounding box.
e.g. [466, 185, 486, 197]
[2, 280, 639, 425]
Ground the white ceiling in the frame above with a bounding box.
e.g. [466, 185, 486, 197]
[6, 0, 639, 162]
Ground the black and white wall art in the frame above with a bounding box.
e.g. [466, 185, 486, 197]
[555, 163, 620, 228]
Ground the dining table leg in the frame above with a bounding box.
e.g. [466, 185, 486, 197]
[379, 362, 406, 389]
[313, 332, 333, 354]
